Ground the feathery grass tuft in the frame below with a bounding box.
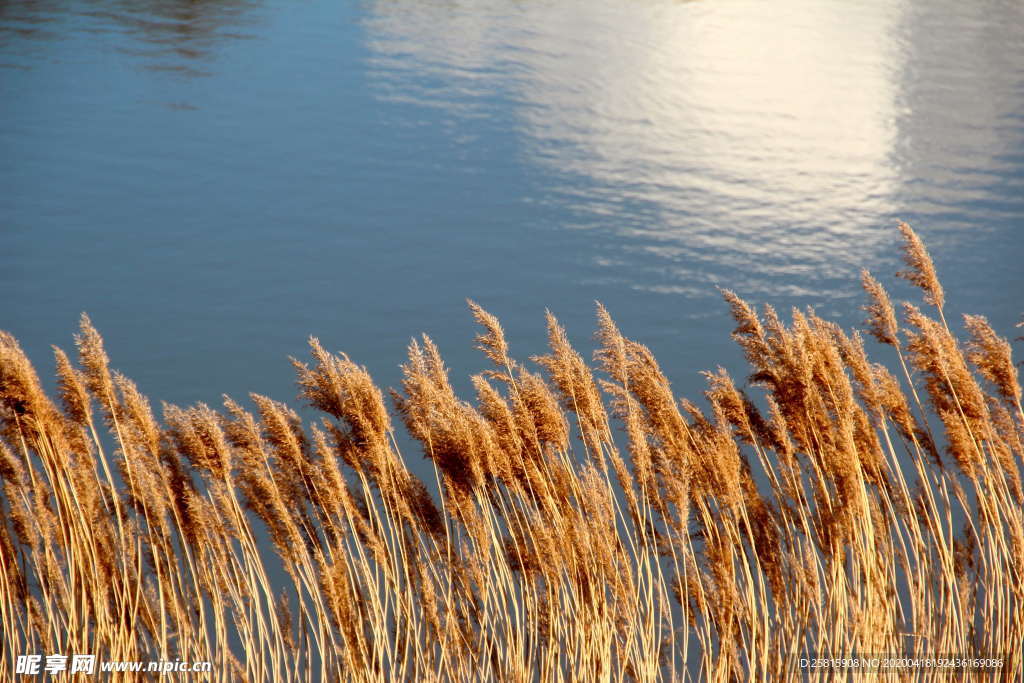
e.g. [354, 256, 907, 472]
[0, 224, 1021, 681]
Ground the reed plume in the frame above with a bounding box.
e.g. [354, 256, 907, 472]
[0, 224, 1020, 682]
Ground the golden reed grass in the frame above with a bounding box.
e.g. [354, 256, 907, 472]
[1, 224, 1022, 681]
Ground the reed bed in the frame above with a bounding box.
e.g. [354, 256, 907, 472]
[1, 225, 1021, 681]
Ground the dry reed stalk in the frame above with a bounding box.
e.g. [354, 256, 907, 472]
[0, 224, 1020, 681]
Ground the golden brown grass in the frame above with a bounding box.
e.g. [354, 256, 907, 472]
[1, 225, 1021, 681]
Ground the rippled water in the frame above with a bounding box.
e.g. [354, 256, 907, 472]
[2, 0, 1022, 417]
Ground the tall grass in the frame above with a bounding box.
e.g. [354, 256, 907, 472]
[1, 225, 1021, 681]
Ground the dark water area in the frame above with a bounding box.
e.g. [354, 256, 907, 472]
[3, 0, 1023, 479]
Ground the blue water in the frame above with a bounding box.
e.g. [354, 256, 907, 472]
[2, 0, 1022, 441]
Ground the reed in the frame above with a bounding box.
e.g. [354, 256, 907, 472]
[1, 225, 1021, 681]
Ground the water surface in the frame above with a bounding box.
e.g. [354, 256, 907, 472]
[2, 0, 1022, 439]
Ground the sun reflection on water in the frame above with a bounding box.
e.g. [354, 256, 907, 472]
[364, 0, 1022, 302]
